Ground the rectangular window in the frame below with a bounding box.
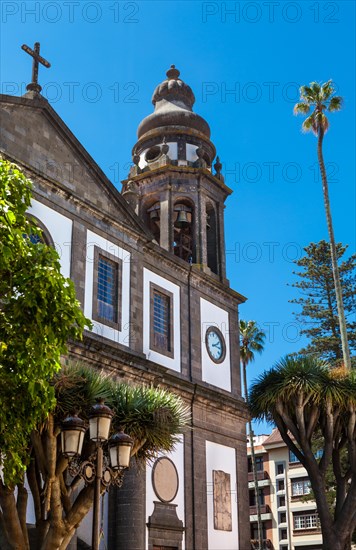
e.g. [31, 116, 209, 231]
[255, 456, 264, 471]
[289, 450, 300, 463]
[251, 522, 267, 540]
[153, 290, 170, 349]
[248, 456, 264, 473]
[278, 496, 286, 507]
[278, 480, 285, 491]
[291, 478, 311, 497]
[279, 512, 286, 524]
[97, 255, 118, 322]
[293, 512, 319, 530]
[150, 283, 174, 357]
[277, 463, 284, 475]
[92, 248, 121, 330]
[249, 488, 265, 506]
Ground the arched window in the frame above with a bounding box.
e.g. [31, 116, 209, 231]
[206, 202, 218, 274]
[173, 200, 194, 263]
[146, 201, 161, 243]
[25, 215, 54, 247]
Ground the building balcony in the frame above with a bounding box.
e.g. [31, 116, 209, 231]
[248, 471, 271, 488]
[249, 504, 273, 521]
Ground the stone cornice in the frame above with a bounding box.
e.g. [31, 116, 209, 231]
[122, 164, 232, 196]
[69, 334, 249, 422]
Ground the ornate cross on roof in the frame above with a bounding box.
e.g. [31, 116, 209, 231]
[21, 42, 51, 94]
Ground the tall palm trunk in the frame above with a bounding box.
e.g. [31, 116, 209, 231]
[243, 360, 263, 550]
[317, 129, 351, 370]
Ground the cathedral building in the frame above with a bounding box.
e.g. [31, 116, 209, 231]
[0, 56, 250, 549]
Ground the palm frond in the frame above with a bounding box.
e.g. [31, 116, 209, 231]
[110, 383, 190, 462]
[239, 320, 266, 366]
[300, 85, 315, 102]
[321, 80, 333, 100]
[311, 82, 321, 96]
[293, 102, 310, 115]
[249, 355, 354, 423]
[302, 115, 316, 134]
[328, 96, 343, 112]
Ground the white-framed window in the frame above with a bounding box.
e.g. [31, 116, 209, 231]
[291, 478, 311, 496]
[293, 512, 320, 529]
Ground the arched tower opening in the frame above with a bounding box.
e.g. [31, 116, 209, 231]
[173, 199, 194, 263]
[206, 202, 218, 275]
[145, 201, 161, 243]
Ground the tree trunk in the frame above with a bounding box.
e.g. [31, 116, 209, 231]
[0, 483, 28, 550]
[320, 526, 351, 550]
[243, 360, 263, 549]
[317, 129, 351, 370]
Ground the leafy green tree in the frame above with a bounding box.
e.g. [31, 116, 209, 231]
[250, 356, 356, 550]
[0, 159, 88, 486]
[0, 363, 190, 550]
[294, 80, 351, 370]
[290, 240, 356, 362]
[239, 320, 266, 550]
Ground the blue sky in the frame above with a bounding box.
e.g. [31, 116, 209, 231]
[1, 1, 355, 431]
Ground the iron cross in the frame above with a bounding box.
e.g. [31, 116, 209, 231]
[21, 42, 51, 93]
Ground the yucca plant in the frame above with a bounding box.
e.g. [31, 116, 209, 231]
[294, 81, 351, 371]
[250, 356, 356, 550]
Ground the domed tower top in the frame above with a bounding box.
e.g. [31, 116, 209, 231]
[122, 65, 229, 280]
[132, 65, 215, 171]
[152, 65, 195, 110]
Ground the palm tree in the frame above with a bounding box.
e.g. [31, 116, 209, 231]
[294, 80, 351, 371]
[249, 355, 356, 550]
[239, 320, 266, 550]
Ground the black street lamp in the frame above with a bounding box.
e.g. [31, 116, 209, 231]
[61, 401, 133, 550]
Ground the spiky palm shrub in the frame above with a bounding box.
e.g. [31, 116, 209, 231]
[250, 356, 356, 550]
[0, 363, 190, 550]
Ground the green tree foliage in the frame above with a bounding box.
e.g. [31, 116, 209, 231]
[0, 160, 88, 486]
[294, 80, 351, 370]
[250, 356, 356, 550]
[0, 363, 190, 550]
[290, 241, 356, 363]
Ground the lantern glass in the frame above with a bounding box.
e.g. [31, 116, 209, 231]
[109, 443, 132, 470]
[61, 428, 85, 458]
[89, 415, 112, 442]
[109, 430, 133, 469]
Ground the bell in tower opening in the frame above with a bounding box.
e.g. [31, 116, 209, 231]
[121, 65, 232, 282]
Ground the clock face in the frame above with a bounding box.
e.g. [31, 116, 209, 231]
[206, 327, 226, 363]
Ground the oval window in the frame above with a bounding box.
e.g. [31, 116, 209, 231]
[145, 146, 161, 162]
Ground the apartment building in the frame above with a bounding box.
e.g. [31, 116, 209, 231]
[247, 429, 323, 550]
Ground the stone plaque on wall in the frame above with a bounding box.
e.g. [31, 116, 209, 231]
[213, 470, 232, 531]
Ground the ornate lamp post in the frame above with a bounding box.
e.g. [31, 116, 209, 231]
[61, 401, 133, 550]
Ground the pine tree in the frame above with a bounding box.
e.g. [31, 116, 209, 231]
[290, 240, 356, 363]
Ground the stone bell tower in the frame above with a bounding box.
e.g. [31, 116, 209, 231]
[122, 65, 231, 281]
